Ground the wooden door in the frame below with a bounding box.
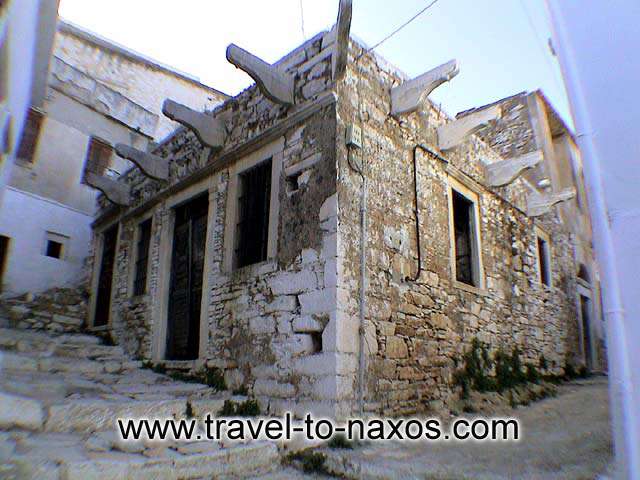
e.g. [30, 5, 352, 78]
[580, 295, 593, 371]
[166, 194, 208, 360]
[94, 225, 118, 327]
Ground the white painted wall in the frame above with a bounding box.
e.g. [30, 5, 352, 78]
[1, 0, 40, 201]
[545, 2, 640, 478]
[0, 187, 92, 296]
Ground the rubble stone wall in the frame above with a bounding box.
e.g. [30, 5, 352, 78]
[91, 33, 352, 418]
[335, 41, 582, 415]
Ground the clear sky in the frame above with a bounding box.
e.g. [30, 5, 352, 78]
[58, 0, 572, 127]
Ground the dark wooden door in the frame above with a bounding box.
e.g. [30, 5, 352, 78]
[580, 295, 593, 371]
[0, 236, 9, 293]
[166, 194, 208, 360]
[94, 225, 118, 327]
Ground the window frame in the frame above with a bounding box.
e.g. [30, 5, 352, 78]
[535, 227, 553, 287]
[16, 107, 44, 164]
[223, 137, 283, 273]
[84, 136, 113, 178]
[43, 231, 69, 261]
[132, 217, 153, 297]
[447, 176, 485, 292]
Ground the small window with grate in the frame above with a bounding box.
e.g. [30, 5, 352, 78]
[16, 108, 44, 163]
[84, 137, 113, 177]
[133, 218, 152, 296]
[235, 158, 272, 268]
[452, 189, 478, 286]
[537, 235, 552, 286]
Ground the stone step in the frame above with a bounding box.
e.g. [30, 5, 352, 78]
[2, 430, 279, 480]
[1, 351, 126, 376]
[45, 398, 188, 433]
[0, 326, 103, 348]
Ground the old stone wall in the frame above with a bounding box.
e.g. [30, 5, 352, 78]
[335, 41, 582, 415]
[91, 33, 352, 418]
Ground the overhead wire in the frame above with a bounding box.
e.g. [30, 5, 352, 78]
[299, 0, 306, 40]
[357, 0, 442, 60]
[518, 0, 565, 93]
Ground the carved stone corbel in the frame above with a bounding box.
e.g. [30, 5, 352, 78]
[437, 105, 501, 151]
[115, 144, 169, 181]
[484, 150, 543, 187]
[162, 100, 226, 149]
[332, 0, 352, 81]
[390, 60, 459, 116]
[85, 172, 130, 206]
[0, 105, 11, 154]
[226, 44, 295, 105]
[527, 188, 576, 217]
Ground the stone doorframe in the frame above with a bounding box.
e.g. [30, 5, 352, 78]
[88, 220, 121, 330]
[151, 175, 218, 363]
[576, 280, 597, 370]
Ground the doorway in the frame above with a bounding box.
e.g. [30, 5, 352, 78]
[580, 294, 593, 371]
[166, 194, 208, 360]
[94, 225, 118, 327]
[0, 235, 9, 292]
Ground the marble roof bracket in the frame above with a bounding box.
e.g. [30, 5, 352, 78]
[484, 150, 543, 187]
[226, 44, 295, 105]
[332, 0, 352, 81]
[527, 188, 576, 217]
[85, 172, 131, 206]
[390, 59, 459, 116]
[437, 105, 501, 151]
[162, 99, 226, 149]
[115, 144, 169, 181]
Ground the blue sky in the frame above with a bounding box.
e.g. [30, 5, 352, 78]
[58, 0, 571, 126]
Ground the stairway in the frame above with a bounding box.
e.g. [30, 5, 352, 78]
[0, 327, 279, 479]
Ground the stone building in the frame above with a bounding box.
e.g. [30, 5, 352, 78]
[87, 2, 603, 418]
[0, 19, 227, 296]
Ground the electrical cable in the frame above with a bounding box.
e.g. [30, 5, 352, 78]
[357, 0, 442, 60]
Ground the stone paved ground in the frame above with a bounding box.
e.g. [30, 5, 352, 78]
[316, 377, 612, 480]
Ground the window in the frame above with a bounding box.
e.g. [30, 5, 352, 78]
[133, 218, 152, 296]
[44, 232, 68, 260]
[16, 108, 44, 162]
[0, 235, 9, 292]
[452, 189, 480, 287]
[235, 158, 272, 268]
[537, 234, 552, 286]
[84, 137, 113, 177]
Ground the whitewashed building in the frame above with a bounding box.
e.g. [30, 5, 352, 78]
[0, 20, 227, 296]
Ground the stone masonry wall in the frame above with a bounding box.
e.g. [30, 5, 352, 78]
[91, 33, 352, 418]
[335, 41, 582, 415]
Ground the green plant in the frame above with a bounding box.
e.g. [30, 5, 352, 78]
[236, 399, 260, 416]
[218, 399, 261, 417]
[578, 365, 590, 378]
[287, 451, 329, 475]
[201, 367, 226, 391]
[539, 355, 548, 371]
[462, 403, 477, 414]
[219, 400, 237, 416]
[525, 363, 540, 384]
[328, 434, 354, 449]
[564, 361, 577, 380]
[141, 360, 166, 374]
[232, 385, 249, 396]
[453, 338, 495, 398]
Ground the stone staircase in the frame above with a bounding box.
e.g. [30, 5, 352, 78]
[0, 327, 279, 479]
